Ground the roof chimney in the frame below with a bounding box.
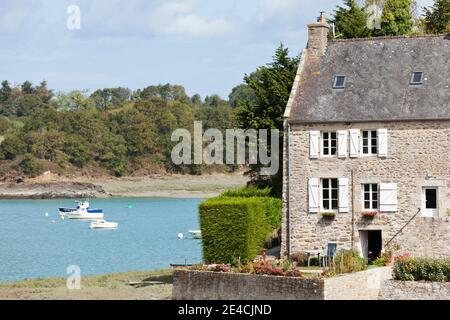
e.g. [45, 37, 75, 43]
[307, 12, 330, 57]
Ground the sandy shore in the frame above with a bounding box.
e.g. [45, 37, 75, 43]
[0, 270, 173, 300]
[0, 173, 249, 199]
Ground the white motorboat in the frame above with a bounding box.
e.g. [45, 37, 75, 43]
[189, 230, 202, 239]
[90, 220, 119, 229]
[59, 201, 104, 220]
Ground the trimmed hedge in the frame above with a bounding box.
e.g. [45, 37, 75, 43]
[200, 196, 281, 264]
[394, 258, 450, 283]
[221, 186, 272, 198]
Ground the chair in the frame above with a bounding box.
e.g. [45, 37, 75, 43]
[321, 243, 338, 267]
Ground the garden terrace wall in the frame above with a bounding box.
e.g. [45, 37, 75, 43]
[379, 280, 450, 300]
[172, 267, 392, 300]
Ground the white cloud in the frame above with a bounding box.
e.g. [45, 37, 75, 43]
[147, 0, 233, 37]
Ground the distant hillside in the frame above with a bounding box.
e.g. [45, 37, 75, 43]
[0, 82, 254, 180]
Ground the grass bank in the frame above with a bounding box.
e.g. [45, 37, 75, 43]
[0, 269, 173, 300]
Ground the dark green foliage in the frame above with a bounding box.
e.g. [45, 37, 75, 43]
[19, 153, 42, 177]
[394, 258, 450, 282]
[0, 80, 238, 177]
[136, 84, 190, 104]
[329, 0, 371, 39]
[200, 197, 273, 264]
[424, 0, 450, 34]
[90, 87, 131, 110]
[236, 44, 299, 197]
[379, 0, 414, 36]
[0, 135, 27, 160]
[228, 84, 257, 108]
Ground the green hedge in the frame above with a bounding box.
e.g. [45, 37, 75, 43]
[394, 258, 450, 282]
[200, 196, 281, 264]
[221, 186, 272, 198]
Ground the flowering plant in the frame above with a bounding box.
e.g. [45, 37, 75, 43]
[361, 211, 378, 218]
[394, 252, 410, 263]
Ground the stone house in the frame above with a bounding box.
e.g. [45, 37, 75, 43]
[282, 15, 450, 261]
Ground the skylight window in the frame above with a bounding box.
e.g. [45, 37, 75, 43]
[333, 75, 346, 89]
[410, 72, 424, 85]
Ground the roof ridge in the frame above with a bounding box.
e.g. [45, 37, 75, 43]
[329, 34, 449, 43]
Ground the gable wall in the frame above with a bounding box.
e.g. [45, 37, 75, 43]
[282, 120, 450, 258]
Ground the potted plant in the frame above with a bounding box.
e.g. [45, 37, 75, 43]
[361, 211, 378, 218]
[321, 212, 336, 220]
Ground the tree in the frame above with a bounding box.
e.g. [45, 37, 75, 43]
[0, 135, 27, 160]
[330, 0, 371, 39]
[138, 84, 190, 104]
[228, 84, 257, 108]
[237, 44, 299, 196]
[56, 90, 94, 110]
[0, 81, 12, 102]
[20, 153, 42, 176]
[424, 0, 450, 34]
[378, 0, 414, 35]
[90, 87, 131, 110]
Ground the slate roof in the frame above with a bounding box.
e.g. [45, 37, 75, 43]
[289, 35, 450, 123]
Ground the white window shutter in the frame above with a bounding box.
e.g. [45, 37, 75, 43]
[338, 130, 348, 159]
[378, 129, 388, 158]
[309, 178, 320, 213]
[380, 183, 398, 212]
[349, 129, 360, 158]
[339, 178, 349, 213]
[310, 131, 319, 159]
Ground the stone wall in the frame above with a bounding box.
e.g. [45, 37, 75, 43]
[172, 270, 324, 300]
[379, 280, 450, 300]
[172, 267, 392, 300]
[325, 266, 393, 300]
[282, 120, 450, 258]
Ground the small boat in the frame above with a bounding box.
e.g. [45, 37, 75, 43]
[90, 220, 119, 229]
[189, 230, 202, 239]
[59, 201, 104, 220]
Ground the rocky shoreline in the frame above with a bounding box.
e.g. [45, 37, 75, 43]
[0, 173, 249, 199]
[0, 182, 111, 199]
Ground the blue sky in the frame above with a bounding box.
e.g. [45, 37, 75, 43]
[0, 0, 434, 98]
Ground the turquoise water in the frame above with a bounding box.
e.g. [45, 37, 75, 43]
[0, 198, 203, 283]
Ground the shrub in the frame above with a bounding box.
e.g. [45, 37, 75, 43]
[200, 197, 274, 264]
[259, 197, 282, 231]
[332, 249, 368, 275]
[19, 153, 42, 177]
[221, 186, 272, 198]
[394, 258, 450, 283]
[0, 135, 27, 160]
[220, 187, 282, 231]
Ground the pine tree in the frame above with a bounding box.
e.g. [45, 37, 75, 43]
[378, 0, 414, 35]
[424, 0, 450, 34]
[330, 0, 371, 39]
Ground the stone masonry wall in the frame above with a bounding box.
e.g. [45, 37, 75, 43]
[172, 267, 392, 300]
[172, 270, 324, 300]
[282, 120, 450, 258]
[379, 280, 450, 300]
[324, 266, 393, 300]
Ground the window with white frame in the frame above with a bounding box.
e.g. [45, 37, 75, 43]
[363, 184, 379, 211]
[362, 130, 378, 155]
[322, 132, 337, 156]
[322, 178, 339, 211]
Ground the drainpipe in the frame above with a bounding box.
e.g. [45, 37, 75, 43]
[286, 122, 292, 257]
[351, 169, 355, 251]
